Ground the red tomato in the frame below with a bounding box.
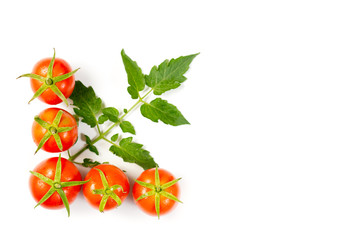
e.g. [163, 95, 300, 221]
[132, 168, 181, 217]
[31, 57, 75, 105]
[29, 156, 83, 210]
[32, 108, 78, 153]
[83, 164, 130, 212]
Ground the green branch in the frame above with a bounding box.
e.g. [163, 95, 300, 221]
[67, 88, 153, 163]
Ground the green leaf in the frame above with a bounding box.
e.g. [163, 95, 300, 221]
[84, 135, 91, 144]
[119, 121, 136, 134]
[102, 107, 119, 123]
[88, 145, 99, 155]
[145, 53, 199, 95]
[82, 158, 102, 168]
[85, 135, 99, 155]
[127, 87, 139, 100]
[111, 133, 119, 142]
[121, 49, 145, 99]
[98, 115, 108, 124]
[140, 98, 189, 126]
[70, 81, 102, 128]
[109, 137, 157, 170]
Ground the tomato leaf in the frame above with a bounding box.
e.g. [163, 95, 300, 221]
[82, 158, 102, 167]
[85, 135, 99, 155]
[145, 53, 198, 95]
[119, 121, 136, 135]
[109, 137, 157, 170]
[121, 49, 145, 99]
[102, 107, 119, 123]
[70, 81, 102, 128]
[98, 115, 108, 124]
[140, 98, 189, 126]
[111, 133, 119, 142]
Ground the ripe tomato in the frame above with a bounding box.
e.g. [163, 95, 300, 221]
[17, 49, 78, 105]
[30, 57, 75, 105]
[29, 156, 85, 214]
[132, 167, 181, 218]
[32, 108, 78, 153]
[83, 164, 130, 212]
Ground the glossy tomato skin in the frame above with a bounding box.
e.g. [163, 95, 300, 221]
[83, 164, 130, 211]
[29, 157, 82, 209]
[32, 108, 78, 153]
[31, 58, 75, 105]
[132, 168, 180, 216]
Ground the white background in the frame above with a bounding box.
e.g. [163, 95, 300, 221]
[1, 0, 360, 239]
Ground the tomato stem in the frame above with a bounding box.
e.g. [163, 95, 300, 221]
[45, 78, 54, 85]
[67, 88, 154, 165]
[155, 186, 162, 192]
[68, 134, 103, 161]
[49, 127, 57, 134]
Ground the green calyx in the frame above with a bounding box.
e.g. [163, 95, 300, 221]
[17, 48, 79, 106]
[30, 154, 89, 217]
[92, 168, 126, 213]
[135, 167, 182, 219]
[34, 110, 73, 154]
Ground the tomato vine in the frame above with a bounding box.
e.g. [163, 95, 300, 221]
[65, 49, 199, 169]
[21, 48, 197, 217]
